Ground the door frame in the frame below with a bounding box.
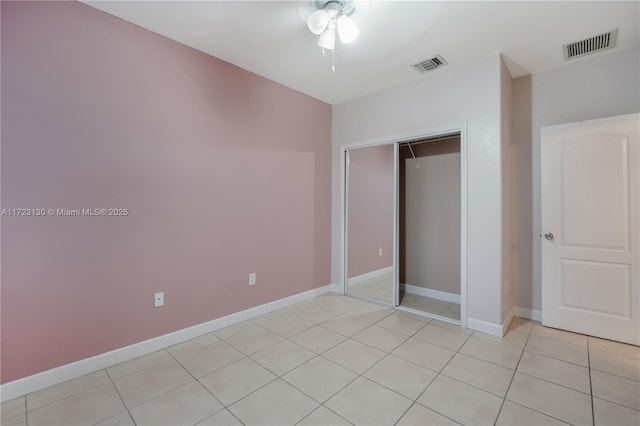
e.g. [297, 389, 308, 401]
[340, 123, 468, 327]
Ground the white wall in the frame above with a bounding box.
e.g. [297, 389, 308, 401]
[500, 56, 514, 323]
[403, 152, 461, 296]
[333, 54, 506, 328]
[512, 48, 640, 314]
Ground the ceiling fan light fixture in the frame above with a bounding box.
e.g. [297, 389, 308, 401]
[307, 9, 329, 35]
[298, 0, 369, 70]
[318, 23, 336, 50]
[337, 14, 358, 43]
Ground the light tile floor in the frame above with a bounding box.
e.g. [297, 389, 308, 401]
[346, 272, 461, 322]
[347, 275, 394, 305]
[399, 294, 461, 322]
[2, 294, 639, 426]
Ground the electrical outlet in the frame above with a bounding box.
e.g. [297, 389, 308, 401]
[249, 273, 256, 286]
[154, 292, 164, 307]
[378, 248, 383, 256]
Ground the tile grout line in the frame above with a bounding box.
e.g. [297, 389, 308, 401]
[407, 325, 476, 425]
[169, 332, 322, 425]
[202, 353, 279, 422]
[285, 302, 436, 424]
[201, 343, 341, 422]
[315, 307, 437, 425]
[282, 353, 359, 404]
[529, 327, 590, 347]
[103, 368, 137, 426]
[586, 365, 640, 383]
[109, 360, 208, 412]
[588, 395, 640, 413]
[513, 370, 592, 396]
[178, 299, 379, 424]
[314, 308, 421, 398]
[586, 337, 640, 360]
[496, 324, 591, 426]
[20, 295, 633, 426]
[221, 324, 288, 355]
[520, 347, 590, 369]
[454, 343, 522, 371]
[21, 376, 107, 418]
[175, 298, 367, 421]
[164, 348, 228, 408]
[106, 352, 174, 382]
[413, 332, 478, 354]
[30, 383, 106, 410]
[294, 404, 353, 426]
[504, 400, 574, 426]
[493, 322, 534, 426]
[509, 331, 618, 398]
[438, 371, 511, 400]
[389, 401, 415, 426]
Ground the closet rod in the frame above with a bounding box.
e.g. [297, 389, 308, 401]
[407, 143, 419, 168]
[398, 133, 460, 148]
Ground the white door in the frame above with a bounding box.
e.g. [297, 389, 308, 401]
[541, 113, 639, 345]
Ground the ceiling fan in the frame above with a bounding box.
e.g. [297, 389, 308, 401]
[298, 0, 370, 70]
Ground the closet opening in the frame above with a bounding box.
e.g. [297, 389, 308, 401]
[398, 133, 461, 321]
[342, 125, 467, 326]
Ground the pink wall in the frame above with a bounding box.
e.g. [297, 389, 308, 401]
[347, 145, 394, 278]
[0, 1, 331, 384]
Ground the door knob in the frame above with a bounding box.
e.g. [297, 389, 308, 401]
[544, 233, 554, 241]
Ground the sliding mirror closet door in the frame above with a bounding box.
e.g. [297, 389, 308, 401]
[345, 144, 395, 305]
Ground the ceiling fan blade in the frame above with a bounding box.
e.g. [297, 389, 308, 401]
[337, 15, 358, 43]
[307, 10, 329, 35]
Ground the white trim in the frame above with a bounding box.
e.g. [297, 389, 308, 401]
[502, 307, 515, 336]
[329, 283, 343, 294]
[347, 266, 393, 285]
[393, 142, 399, 307]
[467, 307, 515, 337]
[466, 317, 503, 337]
[0, 285, 331, 402]
[459, 124, 468, 329]
[403, 284, 461, 304]
[340, 123, 468, 152]
[514, 306, 542, 322]
[343, 149, 350, 296]
[339, 122, 469, 328]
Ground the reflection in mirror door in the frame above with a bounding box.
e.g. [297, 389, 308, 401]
[345, 144, 395, 305]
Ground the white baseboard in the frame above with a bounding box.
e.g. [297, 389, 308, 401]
[403, 284, 461, 304]
[514, 306, 542, 322]
[465, 306, 515, 337]
[0, 284, 331, 402]
[466, 317, 503, 337]
[329, 283, 343, 294]
[347, 266, 392, 285]
[502, 307, 515, 336]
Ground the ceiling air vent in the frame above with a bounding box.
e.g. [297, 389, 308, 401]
[412, 55, 448, 73]
[563, 29, 618, 60]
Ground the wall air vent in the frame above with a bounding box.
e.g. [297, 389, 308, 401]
[412, 55, 448, 73]
[563, 29, 618, 60]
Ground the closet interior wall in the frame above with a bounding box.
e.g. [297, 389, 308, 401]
[399, 136, 461, 319]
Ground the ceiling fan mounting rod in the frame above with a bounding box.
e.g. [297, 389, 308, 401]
[325, 2, 341, 17]
[312, 0, 355, 16]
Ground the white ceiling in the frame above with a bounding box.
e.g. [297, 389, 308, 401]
[83, 1, 639, 105]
